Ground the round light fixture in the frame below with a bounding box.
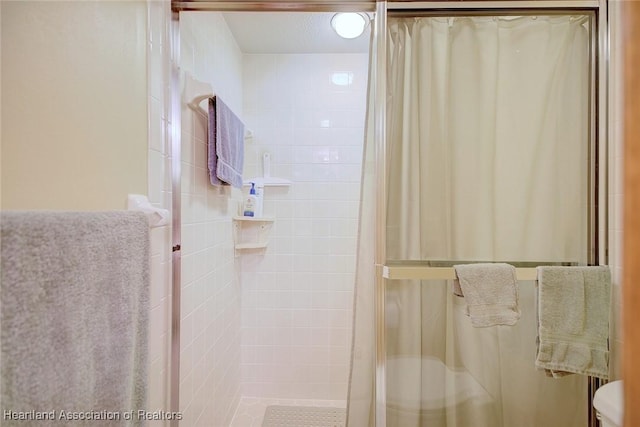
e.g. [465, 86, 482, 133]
[331, 13, 368, 39]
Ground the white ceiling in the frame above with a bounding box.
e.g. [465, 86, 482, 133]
[222, 12, 371, 54]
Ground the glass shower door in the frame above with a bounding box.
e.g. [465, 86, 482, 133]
[383, 13, 595, 427]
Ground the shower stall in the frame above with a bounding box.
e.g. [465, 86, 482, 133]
[169, 1, 608, 426]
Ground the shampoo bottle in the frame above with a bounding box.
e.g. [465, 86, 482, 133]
[254, 182, 264, 217]
[243, 183, 257, 217]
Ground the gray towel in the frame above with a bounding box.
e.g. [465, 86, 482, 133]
[453, 263, 520, 327]
[208, 96, 245, 188]
[1, 211, 150, 426]
[535, 266, 610, 379]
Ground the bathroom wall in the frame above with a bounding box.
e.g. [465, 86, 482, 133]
[1, 1, 148, 210]
[2, 0, 174, 421]
[239, 53, 368, 399]
[178, 12, 244, 426]
[146, 0, 173, 421]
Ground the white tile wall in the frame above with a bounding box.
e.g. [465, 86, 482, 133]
[240, 53, 369, 400]
[147, 8, 369, 422]
[179, 12, 244, 427]
[147, 0, 172, 423]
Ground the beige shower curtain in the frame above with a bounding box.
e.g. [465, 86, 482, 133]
[349, 15, 592, 427]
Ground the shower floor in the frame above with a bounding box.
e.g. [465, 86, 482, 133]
[262, 405, 346, 427]
[230, 397, 346, 427]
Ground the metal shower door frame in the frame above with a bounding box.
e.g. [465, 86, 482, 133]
[375, 2, 608, 427]
[167, 1, 608, 426]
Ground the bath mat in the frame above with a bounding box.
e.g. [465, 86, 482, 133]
[262, 406, 346, 427]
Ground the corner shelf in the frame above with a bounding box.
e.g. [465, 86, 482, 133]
[232, 216, 275, 254]
[235, 242, 269, 250]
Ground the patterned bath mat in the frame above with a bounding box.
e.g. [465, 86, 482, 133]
[262, 406, 346, 427]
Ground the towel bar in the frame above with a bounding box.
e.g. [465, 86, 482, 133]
[183, 72, 253, 138]
[127, 194, 170, 228]
[382, 261, 579, 281]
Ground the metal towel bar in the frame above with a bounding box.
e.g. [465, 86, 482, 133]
[382, 260, 579, 280]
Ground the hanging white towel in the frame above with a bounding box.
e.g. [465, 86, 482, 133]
[453, 263, 520, 327]
[1, 211, 150, 424]
[535, 266, 610, 379]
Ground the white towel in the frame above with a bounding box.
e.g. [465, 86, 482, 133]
[453, 263, 520, 327]
[208, 96, 245, 188]
[535, 266, 611, 379]
[452, 278, 465, 297]
[1, 211, 150, 425]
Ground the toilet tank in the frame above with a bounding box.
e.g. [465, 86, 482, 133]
[593, 380, 623, 427]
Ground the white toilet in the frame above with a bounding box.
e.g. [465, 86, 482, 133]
[385, 356, 495, 425]
[593, 380, 624, 427]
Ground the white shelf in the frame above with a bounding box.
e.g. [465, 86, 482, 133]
[243, 177, 291, 187]
[232, 216, 274, 254]
[233, 216, 275, 222]
[235, 243, 268, 250]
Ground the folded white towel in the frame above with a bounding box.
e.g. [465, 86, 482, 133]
[453, 263, 520, 327]
[535, 266, 611, 379]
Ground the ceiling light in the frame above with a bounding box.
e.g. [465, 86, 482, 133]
[331, 72, 354, 86]
[331, 13, 368, 39]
